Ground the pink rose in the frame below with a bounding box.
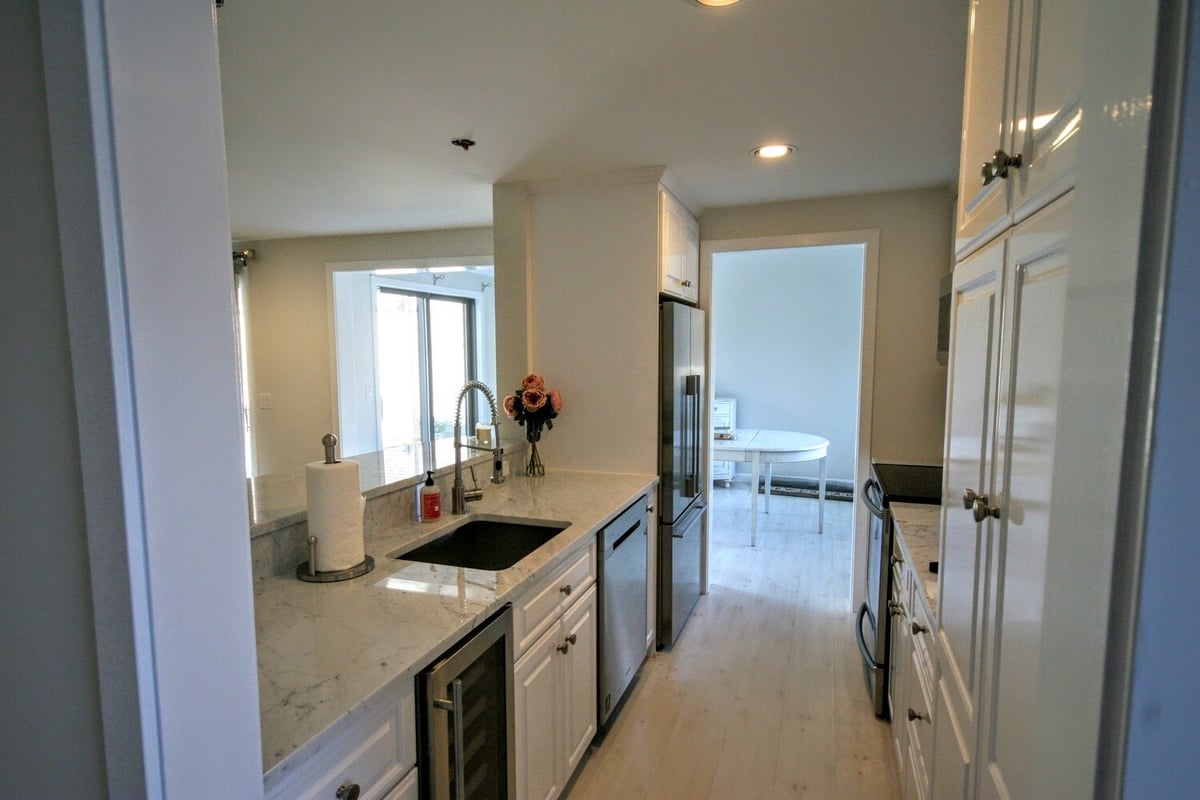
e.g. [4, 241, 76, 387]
[521, 388, 547, 413]
[521, 373, 545, 391]
[549, 390, 563, 413]
[502, 395, 518, 419]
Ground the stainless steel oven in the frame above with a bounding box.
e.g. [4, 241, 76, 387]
[856, 462, 941, 719]
[418, 605, 515, 800]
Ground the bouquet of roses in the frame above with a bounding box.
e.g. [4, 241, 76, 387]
[503, 373, 563, 443]
[503, 374, 562, 476]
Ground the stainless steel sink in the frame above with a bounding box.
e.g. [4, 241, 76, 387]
[394, 515, 570, 570]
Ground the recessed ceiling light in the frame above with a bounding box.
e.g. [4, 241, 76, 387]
[694, 0, 743, 6]
[752, 144, 795, 159]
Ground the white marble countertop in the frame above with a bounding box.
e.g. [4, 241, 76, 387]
[890, 502, 941, 613]
[255, 469, 657, 788]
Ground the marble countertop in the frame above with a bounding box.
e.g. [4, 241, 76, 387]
[255, 470, 657, 789]
[890, 502, 941, 613]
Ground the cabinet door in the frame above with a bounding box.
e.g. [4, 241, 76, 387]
[889, 574, 911, 780]
[976, 194, 1072, 800]
[514, 621, 563, 800]
[659, 190, 698, 302]
[955, 0, 1021, 258]
[1009, 0, 1083, 224]
[937, 235, 1005, 776]
[561, 585, 598, 777]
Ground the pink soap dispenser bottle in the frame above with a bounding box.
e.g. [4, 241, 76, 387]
[419, 471, 441, 522]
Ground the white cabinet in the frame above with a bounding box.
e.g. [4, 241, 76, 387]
[954, 0, 1082, 259]
[512, 539, 598, 800]
[659, 188, 699, 303]
[932, 194, 1073, 800]
[891, 531, 938, 800]
[264, 680, 417, 800]
[711, 397, 736, 486]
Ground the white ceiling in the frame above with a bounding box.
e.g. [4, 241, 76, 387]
[217, 0, 968, 241]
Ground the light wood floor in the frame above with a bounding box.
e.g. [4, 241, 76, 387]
[566, 482, 901, 800]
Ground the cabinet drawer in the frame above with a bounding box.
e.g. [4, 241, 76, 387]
[266, 682, 416, 800]
[514, 540, 596, 656]
[908, 648, 935, 772]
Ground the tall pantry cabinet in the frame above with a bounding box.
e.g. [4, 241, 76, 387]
[933, 0, 1080, 797]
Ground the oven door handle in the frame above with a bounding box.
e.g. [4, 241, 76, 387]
[856, 602, 882, 670]
[862, 479, 886, 519]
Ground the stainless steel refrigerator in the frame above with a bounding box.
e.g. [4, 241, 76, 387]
[657, 300, 707, 649]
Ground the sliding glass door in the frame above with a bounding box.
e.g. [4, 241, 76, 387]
[376, 288, 476, 449]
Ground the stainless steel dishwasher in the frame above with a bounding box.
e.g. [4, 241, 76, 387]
[597, 494, 651, 731]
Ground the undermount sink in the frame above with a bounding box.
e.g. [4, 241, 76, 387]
[394, 516, 570, 570]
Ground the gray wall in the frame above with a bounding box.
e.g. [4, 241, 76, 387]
[701, 186, 953, 466]
[711, 245, 864, 482]
[0, 1, 108, 793]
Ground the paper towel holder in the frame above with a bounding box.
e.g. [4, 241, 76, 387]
[297, 535, 375, 583]
[296, 432, 375, 583]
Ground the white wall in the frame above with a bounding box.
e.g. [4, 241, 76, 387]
[712, 245, 864, 482]
[239, 227, 493, 474]
[701, 186, 953, 465]
[1, 4, 108, 793]
[526, 179, 661, 474]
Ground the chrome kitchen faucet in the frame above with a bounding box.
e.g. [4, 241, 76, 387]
[451, 380, 505, 514]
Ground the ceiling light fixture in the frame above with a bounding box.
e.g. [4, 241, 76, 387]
[752, 144, 795, 159]
[694, 0, 743, 6]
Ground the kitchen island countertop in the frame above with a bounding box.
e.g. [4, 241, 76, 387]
[890, 501, 941, 613]
[255, 470, 657, 790]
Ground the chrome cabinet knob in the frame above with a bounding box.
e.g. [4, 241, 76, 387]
[981, 149, 1022, 185]
[911, 621, 930, 635]
[336, 782, 361, 800]
[973, 496, 1001, 523]
[559, 584, 572, 596]
[907, 708, 929, 722]
[557, 642, 570, 654]
[889, 601, 906, 617]
[566, 633, 577, 645]
[962, 488, 979, 509]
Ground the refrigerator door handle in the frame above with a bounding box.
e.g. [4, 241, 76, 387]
[683, 374, 701, 497]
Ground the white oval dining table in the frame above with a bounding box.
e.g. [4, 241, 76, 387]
[712, 429, 830, 546]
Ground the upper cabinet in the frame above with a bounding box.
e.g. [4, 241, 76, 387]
[659, 188, 700, 304]
[955, 0, 1083, 260]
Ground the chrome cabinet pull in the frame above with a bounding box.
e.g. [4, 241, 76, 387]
[566, 633, 577, 645]
[433, 680, 466, 796]
[981, 149, 1022, 185]
[559, 583, 573, 596]
[962, 488, 979, 509]
[912, 621, 930, 635]
[973, 496, 1001, 522]
[907, 707, 929, 722]
[557, 642, 570, 654]
[889, 601, 907, 617]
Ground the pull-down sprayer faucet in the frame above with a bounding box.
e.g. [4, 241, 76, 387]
[452, 380, 505, 514]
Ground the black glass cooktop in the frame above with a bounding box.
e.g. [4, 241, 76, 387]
[870, 462, 943, 505]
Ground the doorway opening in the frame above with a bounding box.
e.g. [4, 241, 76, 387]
[703, 231, 878, 612]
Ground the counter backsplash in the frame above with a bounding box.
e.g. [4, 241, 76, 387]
[250, 448, 522, 581]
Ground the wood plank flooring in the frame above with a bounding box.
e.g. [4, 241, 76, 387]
[566, 482, 901, 800]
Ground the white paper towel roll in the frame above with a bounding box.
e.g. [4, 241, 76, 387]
[305, 460, 366, 572]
